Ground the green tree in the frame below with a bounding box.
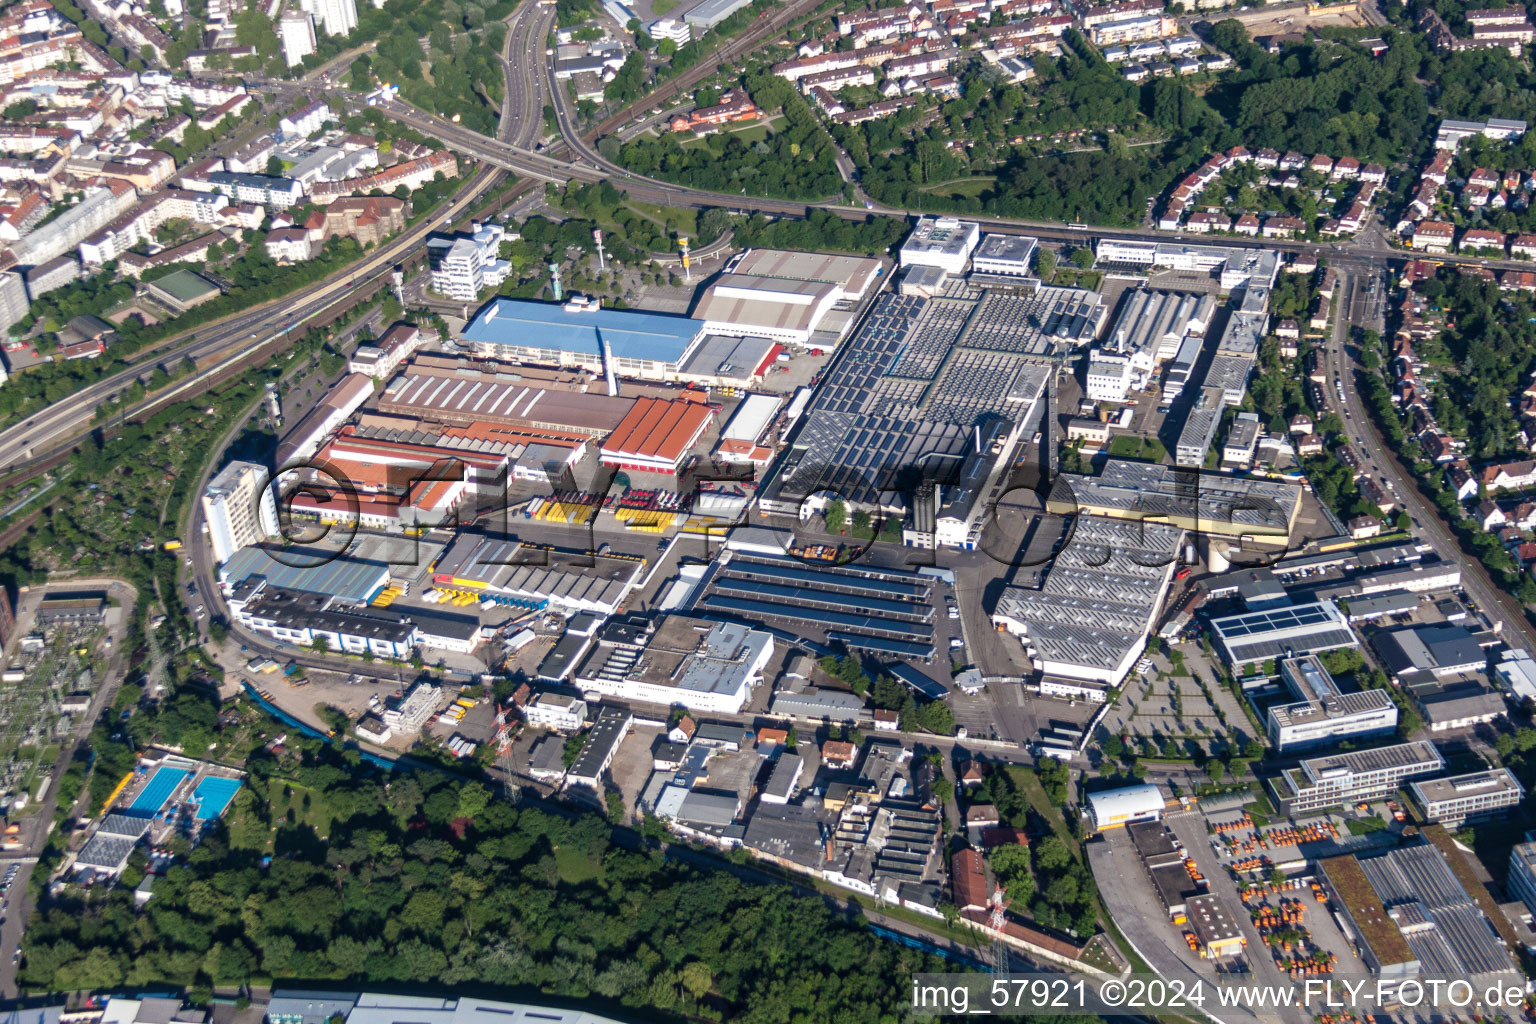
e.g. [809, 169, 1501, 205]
[824, 498, 847, 533]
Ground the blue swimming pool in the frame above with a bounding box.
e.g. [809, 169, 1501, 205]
[128, 766, 191, 816]
[190, 777, 243, 821]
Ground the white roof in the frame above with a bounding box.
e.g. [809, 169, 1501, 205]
[720, 393, 783, 442]
[1087, 783, 1164, 820]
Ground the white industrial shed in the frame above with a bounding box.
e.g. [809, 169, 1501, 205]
[1086, 783, 1166, 831]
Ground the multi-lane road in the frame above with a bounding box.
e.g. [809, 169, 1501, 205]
[0, 163, 509, 476]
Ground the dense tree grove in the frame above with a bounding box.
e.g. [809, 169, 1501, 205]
[732, 209, 907, 255]
[618, 74, 844, 200]
[23, 744, 948, 1023]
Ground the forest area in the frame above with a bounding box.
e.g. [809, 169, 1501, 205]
[23, 718, 956, 1024]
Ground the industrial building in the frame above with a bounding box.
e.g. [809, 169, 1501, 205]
[992, 517, 1183, 685]
[1086, 782, 1166, 831]
[1175, 385, 1225, 467]
[1317, 841, 1521, 985]
[217, 546, 392, 606]
[1266, 654, 1399, 752]
[1209, 601, 1359, 668]
[597, 396, 715, 475]
[276, 373, 375, 467]
[1187, 893, 1245, 959]
[1051, 460, 1303, 542]
[378, 358, 635, 437]
[898, 216, 980, 274]
[693, 275, 843, 346]
[1371, 625, 1489, 685]
[714, 393, 782, 467]
[431, 533, 643, 617]
[564, 706, 634, 792]
[232, 585, 417, 659]
[574, 616, 774, 715]
[1270, 741, 1445, 815]
[725, 248, 882, 300]
[1098, 288, 1216, 383]
[695, 550, 938, 662]
[1093, 240, 1282, 291]
[1222, 412, 1261, 467]
[460, 296, 711, 379]
[757, 282, 1079, 542]
[1410, 769, 1524, 827]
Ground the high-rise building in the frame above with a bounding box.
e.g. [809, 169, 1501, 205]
[302, 0, 357, 37]
[279, 10, 316, 67]
[202, 461, 278, 564]
[0, 270, 28, 338]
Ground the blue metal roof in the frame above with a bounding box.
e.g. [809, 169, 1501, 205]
[219, 545, 391, 604]
[461, 298, 706, 364]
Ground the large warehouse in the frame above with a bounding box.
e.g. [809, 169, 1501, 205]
[726, 248, 883, 300]
[598, 396, 715, 475]
[379, 358, 635, 437]
[1048, 460, 1303, 543]
[573, 615, 775, 714]
[431, 533, 643, 616]
[693, 275, 843, 346]
[756, 284, 1084, 529]
[460, 297, 710, 379]
[992, 517, 1183, 686]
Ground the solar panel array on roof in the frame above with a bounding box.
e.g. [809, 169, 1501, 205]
[826, 631, 936, 659]
[698, 594, 933, 641]
[719, 557, 931, 599]
[762, 286, 1060, 510]
[711, 578, 933, 621]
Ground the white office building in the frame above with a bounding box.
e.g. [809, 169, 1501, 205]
[523, 693, 588, 732]
[201, 461, 278, 564]
[971, 233, 1038, 277]
[1410, 769, 1524, 828]
[279, 11, 316, 67]
[1266, 654, 1399, 752]
[383, 681, 441, 733]
[1272, 741, 1444, 814]
[899, 216, 980, 275]
[649, 17, 691, 44]
[427, 223, 511, 301]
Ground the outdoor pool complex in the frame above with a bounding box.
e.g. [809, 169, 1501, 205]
[190, 777, 243, 821]
[127, 766, 191, 816]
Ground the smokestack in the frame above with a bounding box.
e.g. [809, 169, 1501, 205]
[602, 332, 619, 397]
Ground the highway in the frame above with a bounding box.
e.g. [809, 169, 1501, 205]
[0, 162, 507, 476]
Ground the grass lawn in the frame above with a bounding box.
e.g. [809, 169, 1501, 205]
[1350, 814, 1388, 835]
[920, 176, 996, 200]
[680, 119, 775, 149]
[554, 842, 603, 883]
[1105, 435, 1167, 462]
[269, 779, 335, 838]
[623, 200, 698, 238]
[651, 0, 678, 12]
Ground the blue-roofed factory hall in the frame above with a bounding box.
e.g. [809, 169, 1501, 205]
[460, 296, 711, 379]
